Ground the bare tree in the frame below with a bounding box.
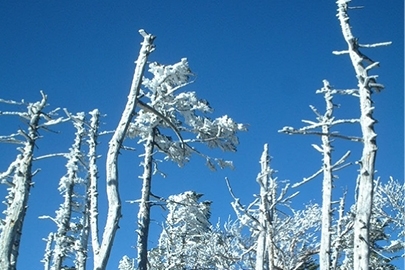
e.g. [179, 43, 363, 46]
[279, 80, 356, 269]
[89, 29, 155, 270]
[0, 92, 67, 270]
[334, 1, 391, 268]
[226, 144, 320, 270]
[40, 112, 89, 270]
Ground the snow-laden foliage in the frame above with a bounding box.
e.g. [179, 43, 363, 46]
[127, 58, 246, 168]
[374, 177, 405, 241]
[148, 191, 237, 270]
[129, 57, 246, 270]
[234, 199, 322, 270]
[118, 255, 135, 270]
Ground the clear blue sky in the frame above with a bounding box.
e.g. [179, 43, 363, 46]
[0, 1, 403, 269]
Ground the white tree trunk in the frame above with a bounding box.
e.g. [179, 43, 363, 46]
[88, 109, 101, 256]
[92, 30, 155, 270]
[336, 2, 382, 268]
[255, 144, 276, 270]
[53, 113, 86, 270]
[319, 85, 334, 270]
[136, 128, 155, 270]
[0, 93, 47, 270]
[255, 229, 266, 270]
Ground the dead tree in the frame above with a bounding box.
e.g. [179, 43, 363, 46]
[334, 1, 391, 268]
[279, 80, 356, 269]
[0, 92, 66, 270]
[90, 29, 155, 270]
[226, 144, 319, 270]
[40, 112, 89, 270]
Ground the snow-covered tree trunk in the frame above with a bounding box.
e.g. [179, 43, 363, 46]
[279, 80, 354, 270]
[318, 83, 333, 270]
[255, 145, 266, 269]
[227, 144, 318, 269]
[92, 30, 155, 270]
[136, 128, 156, 270]
[330, 192, 348, 270]
[54, 113, 86, 270]
[255, 230, 265, 270]
[255, 144, 275, 270]
[79, 110, 101, 270]
[87, 109, 101, 260]
[42, 233, 54, 270]
[38, 112, 91, 270]
[335, 2, 390, 268]
[0, 93, 47, 270]
[76, 198, 90, 270]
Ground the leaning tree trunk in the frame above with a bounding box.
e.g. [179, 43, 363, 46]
[92, 30, 155, 270]
[336, 1, 389, 268]
[136, 128, 156, 270]
[0, 93, 47, 270]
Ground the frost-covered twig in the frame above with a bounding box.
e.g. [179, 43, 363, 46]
[0, 98, 26, 105]
[280, 127, 362, 142]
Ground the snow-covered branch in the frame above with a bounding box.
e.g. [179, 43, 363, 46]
[130, 56, 246, 269]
